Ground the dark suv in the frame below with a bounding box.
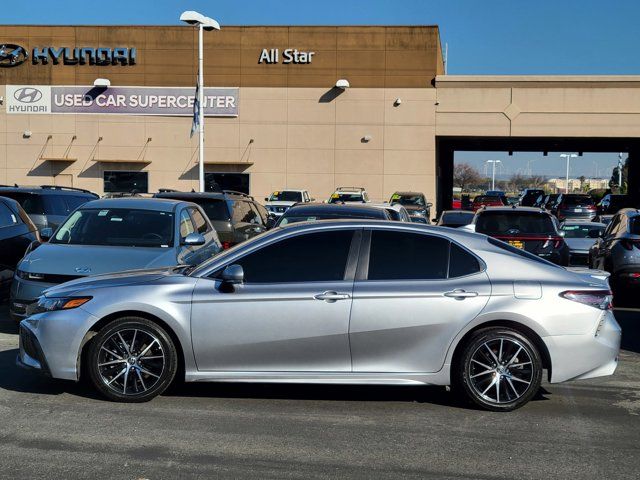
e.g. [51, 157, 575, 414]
[0, 197, 39, 299]
[474, 206, 569, 266]
[555, 194, 597, 221]
[0, 185, 98, 233]
[154, 190, 271, 249]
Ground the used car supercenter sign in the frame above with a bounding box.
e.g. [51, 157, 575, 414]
[6, 85, 239, 116]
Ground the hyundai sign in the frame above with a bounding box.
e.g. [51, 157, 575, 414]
[5, 85, 239, 116]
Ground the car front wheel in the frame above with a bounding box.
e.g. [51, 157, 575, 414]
[455, 328, 543, 412]
[87, 317, 178, 402]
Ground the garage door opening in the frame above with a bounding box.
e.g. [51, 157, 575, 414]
[436, 137, 640, 214]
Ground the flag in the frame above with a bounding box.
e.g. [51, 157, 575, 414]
[190, 73, 200, 138]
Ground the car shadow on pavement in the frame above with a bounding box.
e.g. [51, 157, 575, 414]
[0, 349, 101, 400]
[166, 381, 552, 410]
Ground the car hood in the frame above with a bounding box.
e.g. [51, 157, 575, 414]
[266, 201, 297, 207]
[42, 267, 183, 298]
[19, 243, 177, 276]
[564, 237, 597, 252]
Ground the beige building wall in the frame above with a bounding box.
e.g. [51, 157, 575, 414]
[435, 75, 640, 138]
[0, 84, 437, 202]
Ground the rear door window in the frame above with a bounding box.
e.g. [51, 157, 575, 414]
[367, 230, 449, 280]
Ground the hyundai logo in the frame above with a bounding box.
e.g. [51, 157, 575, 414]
[0, 44, 28, 67]
[13, 87, 43, 104]
[74, 266, 92, 274]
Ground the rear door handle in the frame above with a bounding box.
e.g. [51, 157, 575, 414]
[314, 291, 351, 302]
[444, 289, 479, 300]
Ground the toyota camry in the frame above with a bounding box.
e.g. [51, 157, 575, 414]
[17, 221, 621, 411]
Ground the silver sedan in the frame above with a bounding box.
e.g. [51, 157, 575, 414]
[18, 221, 621, 411]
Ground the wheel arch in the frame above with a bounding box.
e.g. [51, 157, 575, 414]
[76, 310, 186, 382]
[450, 319, 552, 382]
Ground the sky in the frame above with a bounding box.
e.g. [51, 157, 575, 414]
[4, 0, 637, 177]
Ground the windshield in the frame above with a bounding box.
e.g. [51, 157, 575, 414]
[561, 223, 605, 238]
[328, 193, 364, 204]
[561, 196, 594, 206]
[50, 208, 174, 247]
[476, 212, 556, 235]
[269, 191, 303, 202]
[390, 194, 424, 206]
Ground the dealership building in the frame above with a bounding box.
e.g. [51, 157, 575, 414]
[1, 25, 640, 210]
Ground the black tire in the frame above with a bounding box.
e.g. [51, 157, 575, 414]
[454, 327, 543, 412]
[87, 317, 178, 402]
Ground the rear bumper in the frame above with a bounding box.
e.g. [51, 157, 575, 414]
[544, 310, 621, 383]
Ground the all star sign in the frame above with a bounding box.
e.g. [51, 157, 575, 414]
[258, 48, 315, 64]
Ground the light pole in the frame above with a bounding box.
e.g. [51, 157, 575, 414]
[485, 160, 501, 191]
[618, 153, 625, 193]
[180, 11, 220, 192]
[560, 153, 577, 193]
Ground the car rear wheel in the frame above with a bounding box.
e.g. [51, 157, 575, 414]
[455, 328, 543, 412]
[87, 317, 178, 402]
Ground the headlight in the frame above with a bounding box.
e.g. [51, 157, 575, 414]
[266, 205, 273, 212]
[414, 209, 427, 217]
[28, 296, 92, 315]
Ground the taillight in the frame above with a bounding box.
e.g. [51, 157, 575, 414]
[221, 241, 234, 250]
[542, 237, 564, 249]
[586, 205, 596, 211]
[560, 290, 613, 310]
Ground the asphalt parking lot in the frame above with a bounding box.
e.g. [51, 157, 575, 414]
[0, 306, 638, 480]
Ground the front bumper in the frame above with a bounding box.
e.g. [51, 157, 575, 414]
[17, 308, 98, 381]
[17, 324, 51, 377]
[544, 310, 621, 383]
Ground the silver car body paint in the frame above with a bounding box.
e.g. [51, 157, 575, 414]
[19, 221, 620, 389]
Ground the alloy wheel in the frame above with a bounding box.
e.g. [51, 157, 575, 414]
[97, 328, 166, 396]
[467, 337, 534, 405]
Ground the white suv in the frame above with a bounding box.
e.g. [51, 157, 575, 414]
[264, 189, 313, 217]
[328, 187, 370, 204]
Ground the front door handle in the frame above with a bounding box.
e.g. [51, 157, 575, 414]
[314, 291, 351, 302]
[444, 289, 479, 300]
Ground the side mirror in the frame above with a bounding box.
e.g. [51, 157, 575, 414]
[264, 197, 269, 202]
[183, 232, 206, 246]
[40, 227, 53, 241]
[426, 202, 433, 208]
[221, 264, 244, 284]
[310, 198, 315, 202]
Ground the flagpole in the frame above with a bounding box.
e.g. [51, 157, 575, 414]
[198, 23, 205, 193]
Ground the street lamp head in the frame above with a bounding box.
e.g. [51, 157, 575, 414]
[180, 11, 220, 30]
